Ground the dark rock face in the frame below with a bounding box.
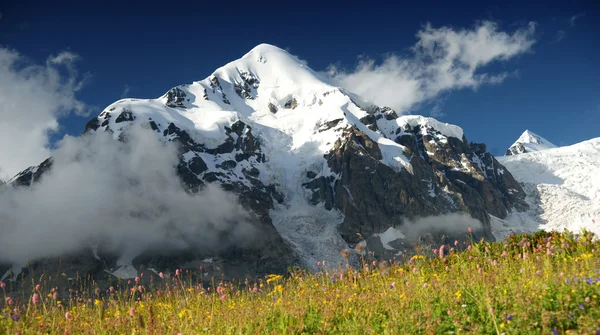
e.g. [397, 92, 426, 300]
[115, 109, 135, 123]
[10, 158, 54, 187]
[165, 87, 187, 108]
[505, 143, 525, 156]
[284, 98, 298, 109]
[304, 107, 528, 248]
[268, 103, 278, 114]
[234, 71, 260, 100]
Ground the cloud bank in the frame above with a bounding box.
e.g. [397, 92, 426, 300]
[0, 48, 89, 180]
[328, 21, 536, 114]
[0, 125, 255, 266]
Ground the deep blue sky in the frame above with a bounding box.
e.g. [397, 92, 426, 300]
[1, 0, 598, 155]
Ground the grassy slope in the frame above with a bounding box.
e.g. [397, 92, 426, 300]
[1, 231, 600, 334]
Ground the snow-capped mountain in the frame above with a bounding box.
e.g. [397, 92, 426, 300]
[5, 44, 528, 282]
[495, 138, 600, 239]
[505, 130, 557, 156]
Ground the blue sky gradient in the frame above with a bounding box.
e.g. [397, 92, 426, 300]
[0, 0, 598, 156]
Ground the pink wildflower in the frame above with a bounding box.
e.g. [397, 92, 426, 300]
[135, 276, 140, 283]
[220, 295, 226, 301]
[32, 293, 40, 305]
[468, 227, 473, 233]
[0, 281, 5, 289]
[454, 240, 459, 246]
[175, 269, 181, 277]
[35, 284, 41, 291]
[129, 307, 135, 316]
[65, 312, 72, 320]
[5, 297, 13, 305]
[467, 245, 472, 252]
[159, 272, 164, 279]
[439, 245, 445, 259]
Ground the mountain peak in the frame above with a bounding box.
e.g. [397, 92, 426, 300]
[505, 130, 556, 156]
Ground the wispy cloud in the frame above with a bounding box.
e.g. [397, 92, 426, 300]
[569, 12, 586, 26]
[0, 48, 89, 180]
[121, 84, 131, 98]
[327, 21, 536, 115]
[556, 30, 566, 42]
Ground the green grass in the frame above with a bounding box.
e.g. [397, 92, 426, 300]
[2, 230, 600, 334]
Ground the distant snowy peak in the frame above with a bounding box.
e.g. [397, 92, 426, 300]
[505, 130, 556, 156]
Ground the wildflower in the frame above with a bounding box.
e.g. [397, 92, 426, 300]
[455, 291, 462, 299]
[220, 295, 226, 301]
[439, 245, 445, 259]
[175, 269, 181, 277]
[390, 282, 396, 289]
[422, 283, 428, 288]
[317, 262, 321, 267]
[468, 227, 473, 233]
[340, 249, 352, 259]
[579, 303, 585, 310]
[0, 281, 5, 289]
[506, 314, 513, 321]
[454, 240, 459, 246]
[159, 272, 164, 279]
[489, 308, 494, 314]
[354, 241, 366, 253]
[65, 312, 72, 320]
[467, 245, 472, 252]
[135, 276, 140, 283]
[32, 293, 40, 305]
[492, 260, 498, 266]
[129, 307, 135, 316]
[11, 314, 20, 322]
[94, 299, 101, 306]
[585, 297, 591, 303]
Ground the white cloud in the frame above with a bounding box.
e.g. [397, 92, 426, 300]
[121, 84, 131, 98]
[0, 48, 89, 180]
[556, 30, 566, 42]
[0, 125, 255, 265]
[327, 21, 536, 114]
[569, 12, 586, 26]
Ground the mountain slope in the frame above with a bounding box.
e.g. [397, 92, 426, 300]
[496, 138, 600, 238]
[4, 44, 527, 281]
[505, 130, 557, 156]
